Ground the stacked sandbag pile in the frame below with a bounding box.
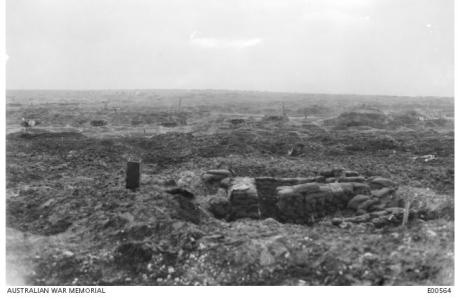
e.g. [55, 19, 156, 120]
[202, 169, 232, 184]
[276, 181, 363, 224]
[213, 168, 401, 225]
[227, 177, 261, 220]
[255, 176, 324, 218]
[346, 177, 399, 214]
[274, 171, 401, 224]
[276, 182, 321, 224]
[202, 169, 233, 193]
[319, 168, 365, 183]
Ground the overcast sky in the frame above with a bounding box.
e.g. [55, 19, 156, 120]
[6, 0, 454, 96]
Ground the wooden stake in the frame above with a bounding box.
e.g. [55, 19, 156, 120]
[402, 198, 411, 228]
[177, 98, 182, 113]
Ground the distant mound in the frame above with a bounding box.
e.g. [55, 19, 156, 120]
[325, 109, 390, 129]
[299, 104, 332, 117]
[326, 109, 453, 131]
[261, 115, 289, 122]
[424, 118, 453, 128]
[389, 111, 453, 129]
[390, 110, 425, 127]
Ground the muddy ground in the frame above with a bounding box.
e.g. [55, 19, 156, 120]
[5, 90, 454, 285]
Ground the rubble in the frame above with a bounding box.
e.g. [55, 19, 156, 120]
[208, 196, 230, 219]
[114, 242, 155, 264]
[332, 207, 409, 228]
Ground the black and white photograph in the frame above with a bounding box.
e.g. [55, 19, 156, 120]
[2, 0, 455, 292]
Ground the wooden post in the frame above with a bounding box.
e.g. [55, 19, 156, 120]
[177, 98, 182, 113]
[281, 102, 286, 117]
[402, 197, 411, 228]
[126, 161, 141, 190]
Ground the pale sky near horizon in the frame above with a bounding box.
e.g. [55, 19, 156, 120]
[6, 0, 454, 96]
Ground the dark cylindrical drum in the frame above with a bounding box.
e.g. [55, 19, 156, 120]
[126, 161, 141, 190]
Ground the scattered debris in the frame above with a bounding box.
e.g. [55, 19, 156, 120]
[413, 154, 436, 162]
[165, 187, 195, 199]
[90, 120, 107, 126]
[227, 119, 246, 126]
[114, 242, 155, 264]
[288, 143, 305, 156]
[21, 118, 39, 129]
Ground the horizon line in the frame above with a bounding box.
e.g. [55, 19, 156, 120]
[5, 88, 454, 99]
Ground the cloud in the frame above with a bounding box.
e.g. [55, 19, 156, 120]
[189, 31, 262, 49]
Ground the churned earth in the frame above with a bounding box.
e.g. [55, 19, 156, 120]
[5, 90, 454, 286]
[6, 128, 454, 285]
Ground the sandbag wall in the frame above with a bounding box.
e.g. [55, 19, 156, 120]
[204, 168, 401, 224]
[275, 181, 369, 224]
[254, 176, 324, 220]
[227, 177, 261, 220]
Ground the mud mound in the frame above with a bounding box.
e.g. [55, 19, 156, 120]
[326, 109, 390, 129]
[424, 118, 453, 128]
[390, 110, 425, 127]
